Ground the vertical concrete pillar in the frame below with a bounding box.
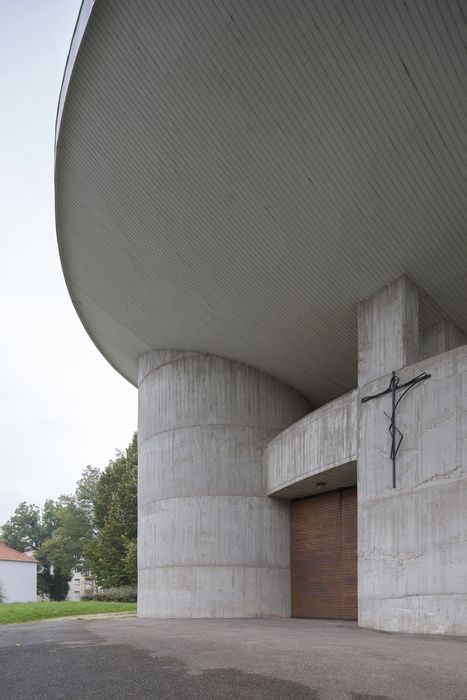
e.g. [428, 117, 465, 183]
[358, 280, 467, 635]
[358, 276, 419, 386]
[419, 320, 466, 361]
[358, 346, 467, 635]
[137, 350, 310, 618]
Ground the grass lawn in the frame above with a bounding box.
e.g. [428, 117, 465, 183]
[0, 600, 137, 625]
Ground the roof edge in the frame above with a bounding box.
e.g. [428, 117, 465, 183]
[0, 542, 38, 563]
[54, 0, 138, 387]
[55, 0, 96, 151]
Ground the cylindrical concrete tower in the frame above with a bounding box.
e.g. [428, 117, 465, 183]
[137, 350, 310, 617]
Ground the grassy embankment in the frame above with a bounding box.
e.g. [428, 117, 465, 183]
[0, 600, 137, 625]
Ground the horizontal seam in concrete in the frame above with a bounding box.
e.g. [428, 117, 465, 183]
[361, 593, 467, 600]
[140, 423, 282, 444]
[268, 456, 357, 495]
[137, 352, 204, 386]
[357, 475, 467, 505]
[138, 564, 290, 570]
[138, 494, 276, 508]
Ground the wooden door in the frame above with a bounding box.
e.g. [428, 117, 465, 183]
[291, 486, 357, 620]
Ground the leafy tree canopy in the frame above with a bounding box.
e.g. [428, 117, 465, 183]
[1, 434, 137, 596]
[40, 465, 101, 577]
[0, 501, 43, 552]
[88, 432, 137, 587]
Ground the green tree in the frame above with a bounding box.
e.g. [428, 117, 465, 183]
[89, 433, 137, 587]
[40, 497, 92, 575]
[1, 437, 136, 596]
[40, 466, 100, 577]
[1, 500, 70, 600]
[36, 561, 70, 601]
[0, 502, 43, 551]
[75, 465, 101, 527]
[41, 498, 61, 539]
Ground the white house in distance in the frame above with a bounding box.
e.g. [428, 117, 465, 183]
[0, 543, 37, 603]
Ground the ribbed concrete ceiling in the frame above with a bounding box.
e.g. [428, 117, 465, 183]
[55, 0, 467, 405]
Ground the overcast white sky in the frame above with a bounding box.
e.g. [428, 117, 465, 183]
[0, 1, 137, 524]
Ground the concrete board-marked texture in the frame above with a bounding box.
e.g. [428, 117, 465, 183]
[266, 390, 357, 499]
[55, 2, 467, 635]
[357, 276, 419, 386]
[419, 320, 466, 362]
[357, 279, 467, 634]
[265, 277, 467, 634]
[138, 351, 309, 617]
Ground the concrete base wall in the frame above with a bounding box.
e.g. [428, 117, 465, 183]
[137, 350, 310, 618]
[358, 344, 467, 635]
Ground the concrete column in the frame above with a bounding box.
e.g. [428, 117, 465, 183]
[419, 320, 466, 361]
[137, 350, 310, 618]
[358, 276, 419, 385]
[358, 280, 467, 635]
[358, 345, 467, 635]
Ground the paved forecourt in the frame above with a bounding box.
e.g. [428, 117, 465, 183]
[1, 617, 466, 699]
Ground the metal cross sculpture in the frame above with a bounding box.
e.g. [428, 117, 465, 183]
[361, 370, 431, 488]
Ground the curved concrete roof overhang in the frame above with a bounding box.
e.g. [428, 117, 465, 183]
[55, 0, 467, 406]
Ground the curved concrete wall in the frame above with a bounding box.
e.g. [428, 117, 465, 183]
[138, 350, 310, 617]
[267, 390, 357, 499]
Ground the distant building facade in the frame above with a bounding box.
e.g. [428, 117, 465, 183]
[66, 570, 95, 601]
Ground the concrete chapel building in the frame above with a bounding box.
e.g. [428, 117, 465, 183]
[55, 1, 467, 635]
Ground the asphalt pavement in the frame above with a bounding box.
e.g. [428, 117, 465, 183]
[0, 616, 466, 699]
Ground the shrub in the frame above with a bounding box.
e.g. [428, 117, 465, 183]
[82, 585, 137, 602]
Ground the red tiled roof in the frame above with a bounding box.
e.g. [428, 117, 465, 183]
[0, 542, 37, 563]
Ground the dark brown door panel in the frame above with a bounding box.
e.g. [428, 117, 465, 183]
[291, 486, 357, 620]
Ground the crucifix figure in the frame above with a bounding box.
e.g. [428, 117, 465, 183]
[361, 370, 431, 488]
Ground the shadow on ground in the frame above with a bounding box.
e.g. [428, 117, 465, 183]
[2, 642, 319, 699]
[2, 617, 465, 699]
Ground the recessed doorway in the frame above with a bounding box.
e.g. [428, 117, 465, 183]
[291, 486, 357, 620]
